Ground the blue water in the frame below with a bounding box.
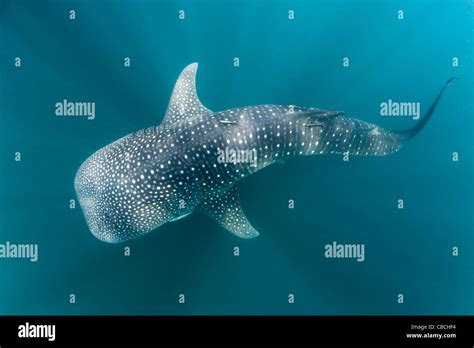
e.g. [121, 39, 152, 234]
[0, 0, 472, 315]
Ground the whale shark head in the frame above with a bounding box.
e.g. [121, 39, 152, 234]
[75, 125, 180, 243]
[74, 143, 165, 243]
[74, 154, 127, 243]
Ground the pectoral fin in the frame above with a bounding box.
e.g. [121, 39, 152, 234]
[198, 186, 259, 239]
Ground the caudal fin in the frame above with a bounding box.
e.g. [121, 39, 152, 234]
[397, 77, 457, 141]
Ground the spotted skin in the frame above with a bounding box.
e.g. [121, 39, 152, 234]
[75, 63, 454, 243]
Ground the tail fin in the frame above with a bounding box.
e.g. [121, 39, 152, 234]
[397, 77, 457, 141]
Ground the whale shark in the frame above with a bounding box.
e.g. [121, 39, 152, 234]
[75, 63, 455, 243]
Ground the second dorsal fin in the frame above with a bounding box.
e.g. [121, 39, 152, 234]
[161, 63, 212, 126]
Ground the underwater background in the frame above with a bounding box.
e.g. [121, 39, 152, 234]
[0, 0, 472, 315]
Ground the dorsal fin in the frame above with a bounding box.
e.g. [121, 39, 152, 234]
[162, 63, 212, 126]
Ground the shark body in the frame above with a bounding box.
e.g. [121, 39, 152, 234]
[75, 63, 455, 243]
